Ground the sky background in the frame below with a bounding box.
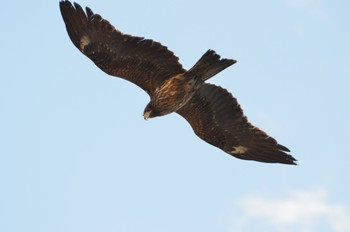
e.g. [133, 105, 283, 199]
[1, 0, 349, 231]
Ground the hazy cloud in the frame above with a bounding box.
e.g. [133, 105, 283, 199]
[285, 0, 326, 18]
[231, 189, 350, 232]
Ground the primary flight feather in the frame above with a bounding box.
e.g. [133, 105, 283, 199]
[59, 0, 297, 165]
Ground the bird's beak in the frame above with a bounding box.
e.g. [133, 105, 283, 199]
[143, 111, 150, 120]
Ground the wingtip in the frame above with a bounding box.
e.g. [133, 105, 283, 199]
[73, 2, 82, 9]
[278, 144, 291, 152]
[278, 145, 297, 165]
[85, 6, 94, 17]
[283, 153, 298, 165]
[59, 1, 94, 19]
[59, 1, 83, 11]
[59, 0, 72, 7]
[288, 158, 298, 165]
[59, 0, 75, 14]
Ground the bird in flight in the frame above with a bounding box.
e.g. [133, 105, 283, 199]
[59, 1, 296, 165]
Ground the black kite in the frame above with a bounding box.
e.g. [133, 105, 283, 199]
[60, 1, 297, 165]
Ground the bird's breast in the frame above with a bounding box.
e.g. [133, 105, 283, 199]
[152, 75, 199, 115]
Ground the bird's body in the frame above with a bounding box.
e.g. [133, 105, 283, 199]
[60, 0, 297, 165]
[150, 74, 199, 117]
[144, 49, 235, 118]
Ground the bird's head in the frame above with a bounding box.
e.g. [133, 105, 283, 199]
[143, 103, 158, 120]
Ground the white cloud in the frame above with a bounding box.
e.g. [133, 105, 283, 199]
[286, 0, 318, 8]
[292, 23, 307, 39]
[230, 189, 350, 232]
[285, 0, 327, 39]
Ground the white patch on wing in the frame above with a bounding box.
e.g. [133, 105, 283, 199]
[231, 145, 248, 154]
[80, 36, 90, 51]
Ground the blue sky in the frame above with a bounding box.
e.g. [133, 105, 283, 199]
[1, 0, 349, 231]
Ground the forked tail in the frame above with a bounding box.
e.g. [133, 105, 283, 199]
[186, 50, 236, 81]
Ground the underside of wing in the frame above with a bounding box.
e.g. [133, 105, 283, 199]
[59, 1, 185, 95]
[177, 83, 297, 165]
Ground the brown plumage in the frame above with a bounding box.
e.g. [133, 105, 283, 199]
[60, 1, 297, 165]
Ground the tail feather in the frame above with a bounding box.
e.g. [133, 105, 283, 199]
[187, 50, 236, 81]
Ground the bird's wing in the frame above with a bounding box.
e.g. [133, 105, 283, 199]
[59, 1, 185, 95]
[177, 83, 296, 165]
